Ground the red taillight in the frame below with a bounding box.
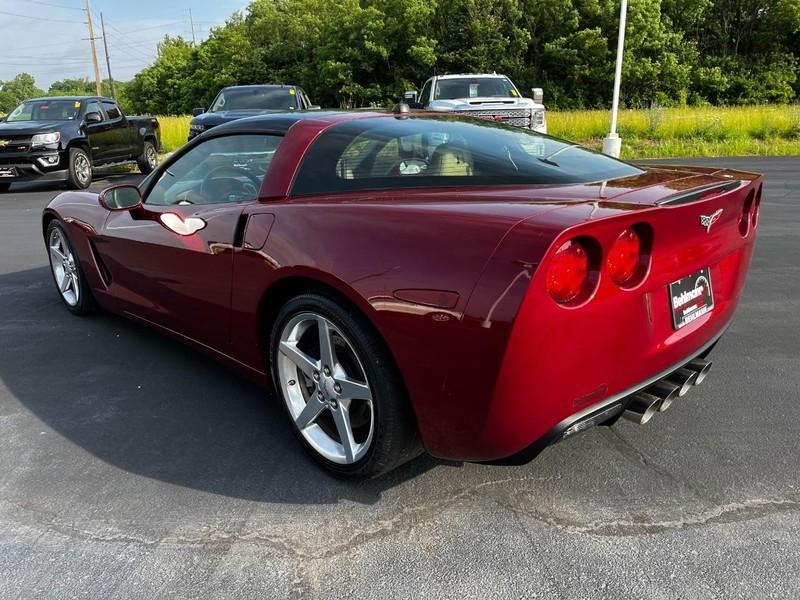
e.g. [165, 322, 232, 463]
[606, 228, 641, 286]
[739, 192, 753, 237]
[752, 186, 761, 229]
[546, 240, 589, 304]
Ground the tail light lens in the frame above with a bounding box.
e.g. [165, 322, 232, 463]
[752, 186, 761, 229]
[739, 190, 754, 237]
[606, 228, 641, 286]
[546, 240, 589, 304]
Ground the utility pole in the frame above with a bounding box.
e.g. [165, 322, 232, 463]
[85, 0, 102, 96]
[100, 13, 117, 101]
[602, 0, 628, 158]
[188, 8, 197, 46]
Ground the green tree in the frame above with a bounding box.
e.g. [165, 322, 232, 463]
[0, 73, 45, 113]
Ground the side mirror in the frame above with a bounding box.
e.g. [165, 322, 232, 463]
[85, 112, 102, 124]
[404, 90, 419, 105]
[192, 107, 205, 116]
[99, 184, 142, 211]
[531, 88, 544, 104]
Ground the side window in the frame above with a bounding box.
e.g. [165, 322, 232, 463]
[102, 101, 121, 120]
[299, 89, 311, 108]
[85, 101, 104, 121]
[419, 80, 432, 106]
[145, 134, 282, 206]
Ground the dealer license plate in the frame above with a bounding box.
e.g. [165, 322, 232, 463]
[0, 167, 17, 178]
[669, 268, 714, 330]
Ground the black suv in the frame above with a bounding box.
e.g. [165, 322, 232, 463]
[0, 96, 161, 191]
[188, 85, 319, 141]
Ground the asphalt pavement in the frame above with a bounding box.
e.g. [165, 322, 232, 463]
[0, 157, 798, 599]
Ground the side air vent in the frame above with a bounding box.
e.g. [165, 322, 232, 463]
[88, 240, 112, 287]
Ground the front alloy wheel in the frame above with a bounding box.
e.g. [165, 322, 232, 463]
[46, 220, 95, 315]
[271, 294, 420, 478]
[49, 225, 81, 307]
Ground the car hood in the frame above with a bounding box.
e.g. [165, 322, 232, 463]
[0, 120, 71, 135]
[428, 97, 543, 111]
[193, 109, 290, 128]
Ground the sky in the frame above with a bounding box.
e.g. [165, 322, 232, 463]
[0, 0, 250, 89]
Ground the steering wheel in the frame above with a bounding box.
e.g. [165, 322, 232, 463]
[200, 166, 262, 199]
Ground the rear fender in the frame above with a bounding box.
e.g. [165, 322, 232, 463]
[477, 176, 762, 460]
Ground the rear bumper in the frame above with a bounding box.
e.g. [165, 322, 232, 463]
[485, 323, 726, 465]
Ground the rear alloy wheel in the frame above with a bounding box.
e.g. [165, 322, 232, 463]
[67, 148, 92, 190]
[46, 220, 95, 315]
[137, 140, 157, 174]
[271, 294, 420, 478]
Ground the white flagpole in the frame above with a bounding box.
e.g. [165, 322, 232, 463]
[602, 0, 628, 158]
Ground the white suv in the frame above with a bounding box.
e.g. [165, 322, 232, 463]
[405, 73, 547, 133]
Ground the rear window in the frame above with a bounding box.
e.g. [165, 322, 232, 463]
[291, 117, 643, 196]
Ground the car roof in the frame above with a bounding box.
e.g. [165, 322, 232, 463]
[220, 84, 297, 91]
[433, 73, 507, 80]
[28, 96, 113, 102]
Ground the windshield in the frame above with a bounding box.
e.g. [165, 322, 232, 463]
[6, 99, 81, 122]
[434, 77, 519, 100]
[210, 88, 298, 112]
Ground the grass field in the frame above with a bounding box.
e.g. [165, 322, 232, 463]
[156, 105, 800, 158]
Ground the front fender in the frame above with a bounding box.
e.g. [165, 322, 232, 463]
[43, 191, 109, 293]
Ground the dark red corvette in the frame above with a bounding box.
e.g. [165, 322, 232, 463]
[43, 110, 761, 478]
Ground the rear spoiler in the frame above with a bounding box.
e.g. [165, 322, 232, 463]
[656, 180, 740, 206]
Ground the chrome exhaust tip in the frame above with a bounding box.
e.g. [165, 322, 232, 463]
[647, 380, 681, 412]
[665, 368, 698, 396]
[685, 358, 712, 385]
[622, 392, 661, 425]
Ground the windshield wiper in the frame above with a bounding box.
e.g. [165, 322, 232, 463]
[538, 144, 581, 167]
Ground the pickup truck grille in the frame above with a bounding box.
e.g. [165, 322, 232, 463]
[458, 108, 532, 128]
[0, 135, 31, 153]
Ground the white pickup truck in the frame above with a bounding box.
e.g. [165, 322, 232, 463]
[404, 73, 547, 133]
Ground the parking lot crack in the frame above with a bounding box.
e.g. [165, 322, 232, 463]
[601, 427, 710, 503]
[509, 496, 800, 536]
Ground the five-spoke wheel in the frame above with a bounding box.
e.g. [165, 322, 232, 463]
[271, 293, 419, 478]
[278, 312, 374, 464]
[46, 220, 94, 315]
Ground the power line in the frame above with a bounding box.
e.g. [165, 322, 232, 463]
[0, 9, 85, 23]
[12, 0, 84, 11]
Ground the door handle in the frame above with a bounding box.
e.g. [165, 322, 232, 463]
[160, 213, 206, 236]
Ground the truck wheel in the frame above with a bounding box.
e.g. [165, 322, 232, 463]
[137, 141, 158, 174]
[66, 148, 92, 190]
[0, 182, 10, 193]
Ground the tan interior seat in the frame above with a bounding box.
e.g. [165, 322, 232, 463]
[428, 145, 473, 176]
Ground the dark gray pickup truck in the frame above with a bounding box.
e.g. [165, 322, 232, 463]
[0, 96, 161, 191]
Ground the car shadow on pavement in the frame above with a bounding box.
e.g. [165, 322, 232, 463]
[0, 267, 439, 505]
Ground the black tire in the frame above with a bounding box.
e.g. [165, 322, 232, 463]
[137, 140, 158, 174]
[45, 220, 96, 316]
[0, 182, 10, 193]
[270, 293, 421, 479]
[66, 147, 92, 190]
